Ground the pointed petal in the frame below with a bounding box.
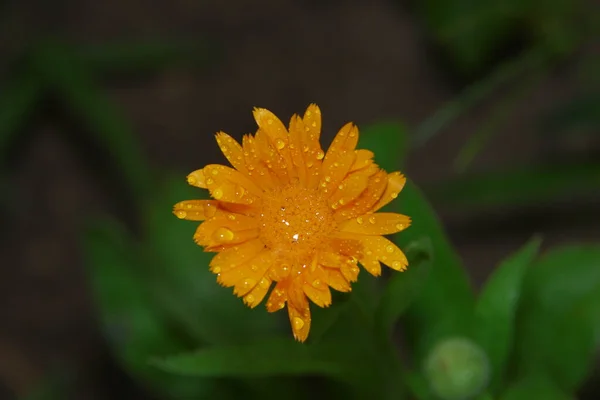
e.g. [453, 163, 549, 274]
[329, 171, 370, 210]
[350, 149, 374, 172]
[288, 115, 308, 186]
[173, 200, 220, 221]
[202, 164, 263, 204]
[216, 250, 271, 296]
[186, 168, 208, 188]
[242, 134, 278, 190]
[243, 276, 272, 308]
[334, 169, 387, 221]
[303, 104, 322, 141]
[253, 108, 295, 179]
[373, 172, 407, 211]
[288, 298, 311, 343]
[339, 212, 411, 235]
[215, 132, 247, 173]
[209, 238, 265, 273]
[193, 215, 259, 248]
[302, 267, 332, 308]
[356, 235, 408, 272]
[319, 123, 358, 195]
[266, 281, 289, 312]
[323, 267, 352, 292]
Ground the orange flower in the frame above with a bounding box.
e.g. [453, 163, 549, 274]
[173, 104, 411, 342]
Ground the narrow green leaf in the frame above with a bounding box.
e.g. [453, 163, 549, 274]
[359, 121, 408, 171]
[500, 374, 571, 400]
[79, 40, 219, 75]
[514, 245, 600, 392]
[375, 237, 433, 343]
[472, 237, 541, 392]
[33, 42, 151, 200]
[395, 181, 474, 365]
[0, 69, 42, 161]
[427, 163, 600, 209]
[153, 338, 343, 378]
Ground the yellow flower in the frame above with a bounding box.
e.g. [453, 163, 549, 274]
[173, 104, 411, 342]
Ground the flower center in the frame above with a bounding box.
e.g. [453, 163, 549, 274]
[259, 183, 335, 263]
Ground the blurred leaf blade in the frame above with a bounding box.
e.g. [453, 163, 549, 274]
[33, 41, 151, 199]
[0, 69, 43, 161]
[359, 121, 408, 171]
[473, 237, 541, 392]
[514, 245, 600, 392]
[395, 181, 475, 364]
[79, 40, 220, 75]
[375, 237, 433, 343]
[428, 163, 600, 209]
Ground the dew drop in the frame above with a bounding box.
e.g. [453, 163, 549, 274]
[206, 178, 214, 185]
[369, 216, 377, 224]
[275, 138, 286, 150]
[213, 227, 234, 242]
[293, 317, 305, 330]
[303, 145, 309, 152]
[203, 202, 217, 217]
[324, 176, 331, 182]
[316, 151, 325, 160]
[356, 217, 363, 224]
[386, 245, 395, 253]
[212, 266, 222, 274]
[242, 278, 256, 288]
[213, 188, 224, 199]
[267, 119, 274, 125]
[333, 162, 340, 167]
[245, 294, 255, 304]
[259, 278, 270, 289]
[312, 279, 322, 288]
[228, 214, 236, 220]
[175, 210, 187, 219]
[349, 130, 356, 138]
[391, 192, 398, 199]
[396, 223, 404, 230]
[211, 168, 219, 176]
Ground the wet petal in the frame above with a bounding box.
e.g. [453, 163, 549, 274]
[215, 132, 247, 174]
[242, 134, 278, 190]
[288, 297, 311, 342]
[288, 115, 308, 186]
[209, 238, 265, 274]
[193, 215, 259, 248]
[334, 170, 387, 221]
[302, 267, 332, 308]
[373, 172, 407, 211]
[216, 250, 271, 296]
[266, 281, 289, 312]
[243, 276, 272, 308]
[323, 267, 351, 292]
[339, 213, 411, 235]
[329, 171, 369, 210]
[173, 200, 220, 221]
[355, 235, 408, 272]
[303, 104, 322, 141]
[253, 107, 295, 178]
[350, 149, 374, 172]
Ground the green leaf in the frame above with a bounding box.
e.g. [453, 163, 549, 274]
[395, 181, 474, 365]
[142, 173, 285, 346]
[0, 68, 43, 162]
[359, 121, 408, 171]
[472, 237, 541, 392]
[513, 245, 600, 392]
[79, 40, 219, 75]
[83, 217, 228, 399]
[375, 237, 433, 343]
[427, 163, 600, 210]
[500, 374, 571, 400]
[32, 41, 151, 200]
[153, 338, 344, 378]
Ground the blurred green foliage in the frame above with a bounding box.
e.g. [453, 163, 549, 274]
[3, 2, 599, 399]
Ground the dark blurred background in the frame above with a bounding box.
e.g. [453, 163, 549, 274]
[1, 0, 599, 399]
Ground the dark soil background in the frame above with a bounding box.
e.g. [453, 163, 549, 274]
[1, 0, 599, 399]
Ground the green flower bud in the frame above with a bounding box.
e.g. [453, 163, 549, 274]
[424, 337, 490, 400]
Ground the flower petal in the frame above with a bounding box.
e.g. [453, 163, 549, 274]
[288, 115, 308, 186]
[209, 238, 265, 274]
[253, 107, 295, 179]
[350, 149, 374, 172]
[287, 295, 311, 342]
[193, 215, 259, 248]
[303, 104, 322, 141]
[355, 235, 408, 272]
[302, 267, 332, 308]
[266, 281, 289, 312]
[242, 134, 278, 190]
[339, 212, 411, 235]
[329, 171, 370, 210]
[173, 200, 220, 221]
[202, 164, 263, 204]
[334, 169, 387, 221]
[216, 250, 272, 296]
[215, 132, 247, 174]
[373, 172, 407, 211]
[302, 105, 325, 189]
[323, 267, 351, 292]
[319, 123, 358, 194]
[243, 276, 272, 308]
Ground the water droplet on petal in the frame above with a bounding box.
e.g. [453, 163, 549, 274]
[275, 138, 286, 150]
[212, 266, 222, 274]
[324, 176, 331, 182]
[211, 168, 219, 176]
[245, 294, 255, 303]
[293, 317, 305, 330]
[203, 202, 217, 217]
[242, 278, 256, 289]
[386, 245, 395, 253]
[312, 279, 322, 288]
[228, 214, 236, 220]
[369, 216, 377, 224]
[259, 278, 270, 289]
[391, 192, 398, 199]
[206, 178, 214, 185]
[356, 217, 364, 224]
[396, 223, 404, 230]
[392, 261, 404, 270]
[213, 227, 234, 242]
[213, 188, 224, 199]
[175, 210, 187, 219]
[316, 151, 324, 160]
